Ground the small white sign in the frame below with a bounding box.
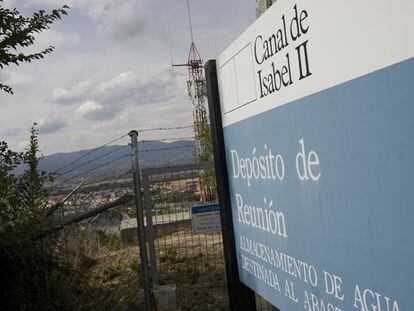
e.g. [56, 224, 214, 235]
[191, 204, 221, 234]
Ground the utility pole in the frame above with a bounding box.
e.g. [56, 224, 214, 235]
[129, 130, 153, 311]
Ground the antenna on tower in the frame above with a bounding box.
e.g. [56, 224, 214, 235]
[186, 0, 194, 43]
[169, 0, 203, 71]
[168, 0, 212, 203]
[167, 23, 174, 67]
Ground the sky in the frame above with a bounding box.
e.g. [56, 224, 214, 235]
[0, 0, 255, 155]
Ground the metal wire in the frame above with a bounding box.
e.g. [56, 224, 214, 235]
[142, 163, 227, 309]
[52, 154, 130, 187]
[52, 134, 128, 174]
[139, 144, 194, 153]
[140, 136, 194, 143]
[138, 125, 193, 133]
[57, 143, 192, 179]
[58, 145, 129, 177]
[44, 162, 228, 310]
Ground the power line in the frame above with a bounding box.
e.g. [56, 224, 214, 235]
[52, 154, 130, 188]
[52, 134, 128, 174]
[140, 136, 194, 143]
[58, 145, 129, 177]
[53, 169, 132, 198]
[139, 144, 194, 153]
[138, 125, 193, 133]
[48, 133, 196, 191]
[48, 142, 195, 192]
[50, 130, 192, 175]
[56, 144, 193, 180]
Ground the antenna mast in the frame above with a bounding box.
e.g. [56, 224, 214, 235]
[186, 0, 194, 43]
[171, 0, 212, 202]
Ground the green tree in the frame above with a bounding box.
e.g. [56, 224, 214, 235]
[194, 121, 214, 164]
[0, 1, 69, 94]
[0, 123, 52, 232]
[18, 123, 52, 211]
[194, 121, 217, 201]
[0, 140, 22, 224]
[0, 127, 63, 310]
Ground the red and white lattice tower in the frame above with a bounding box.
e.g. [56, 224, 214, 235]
[186, 42, 208, 156]
[172, 0, 209, 158]
[170, 0, 212, 202]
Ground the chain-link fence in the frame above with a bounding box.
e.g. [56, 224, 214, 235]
[141, 162, 276, 311]
[41, 174, 147, 310]
[38, 161, 277, 310]
[141, 162, 228, 310]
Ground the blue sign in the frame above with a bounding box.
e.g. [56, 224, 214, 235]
[192, 204, 220, 214]
[192, 204, 221, 233]
[217, 1, 414, 310]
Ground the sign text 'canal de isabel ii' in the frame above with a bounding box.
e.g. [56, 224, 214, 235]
[215, 0, 414, 310]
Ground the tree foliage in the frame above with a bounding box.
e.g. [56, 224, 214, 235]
[0, 1, 69, 94]
[194, 121, 217, 201]
[0, 140, 22, 219]
[0, 125, 71, 310]
[0, 123, 52, 234]
[19, 123, 52, 211]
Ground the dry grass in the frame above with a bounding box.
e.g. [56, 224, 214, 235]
[60, 226, 229, 310]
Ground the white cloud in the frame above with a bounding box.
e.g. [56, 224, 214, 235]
[95, 69, 186, 106]
[24, 29, 81, 55]
[0, 0, 255, 155]
[49, 67, 186, 123]
[76, 100, 101, 115]
[37, 116, 67, 135]
[71, 0, 150, 40]
[4, 0, 149, 41]
[1, 127, 22, 137]
[76, 100, 119, 121]
[3, 71, 35, 87]
[99, 71, 138, 93]
[95, 1, 149, 40]
[50, 79, 94, 105]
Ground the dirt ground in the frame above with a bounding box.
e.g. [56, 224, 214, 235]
[63, 227, 229, 310]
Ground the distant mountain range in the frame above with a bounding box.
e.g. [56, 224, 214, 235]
[35, 140, 196, 177]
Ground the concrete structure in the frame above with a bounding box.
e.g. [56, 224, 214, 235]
[120, 212, 192, 244]
[256, 0, 274, 18]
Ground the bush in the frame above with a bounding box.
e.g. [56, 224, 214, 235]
[129, 259, 141, 274]
[0, 232, 86, 310]
[104, 266, 122, 282]
[0, 125, 88, 310]
[160, 248, 178, 263]
[106, 234, 122, 251]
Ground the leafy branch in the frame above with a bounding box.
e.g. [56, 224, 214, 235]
[0, 1, 69, 94]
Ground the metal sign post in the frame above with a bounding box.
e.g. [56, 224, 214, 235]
[205, 60, 257, 311]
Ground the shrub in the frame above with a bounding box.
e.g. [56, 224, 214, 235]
[104, 266, 122, 282]
[129, 259, 141, 274]
[106, 234, 122, 251]
[160, 248, 178, 263]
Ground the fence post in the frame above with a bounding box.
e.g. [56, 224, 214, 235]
[129, 130, 153, 311]
[60, 203, 69, 262]
[142, 172, 159, 286]
[205, 60, 257, 310]
[41, 237, 50, 298]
